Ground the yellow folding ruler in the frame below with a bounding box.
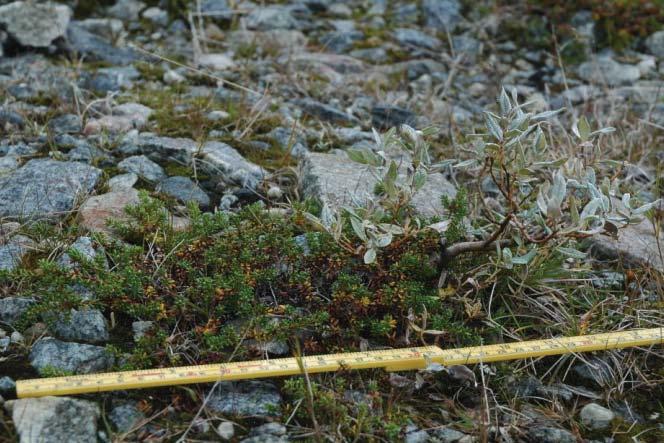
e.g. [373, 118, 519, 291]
[16, 327, 664, 398]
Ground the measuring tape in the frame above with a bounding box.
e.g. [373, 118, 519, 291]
[16, 328, 664, 398]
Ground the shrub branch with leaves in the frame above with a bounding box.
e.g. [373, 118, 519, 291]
[308, 88, 660, 272]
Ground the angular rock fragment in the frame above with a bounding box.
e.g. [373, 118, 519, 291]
[300, 152, 455, 219]
[207, 381, 282, 417]
[0, 159, 101, 220]
[0, 1, 71, 48]
[5, 396, 100, 443]
[29, 337, 114, 374]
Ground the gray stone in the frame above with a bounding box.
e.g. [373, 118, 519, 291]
[109, 402, 145, 432]
[199, 53, 236, 71]
[294, 98, 359, 125]
[76, 18, 125, 43]
[243, 339, 289, 356]
[528, 427, 576, 443]
[142, 7, 169, 26]
[207, 381, 282, 417]
[49, 309, 109, 344]
[217, 421, 235, 440]
[0, 235, 33, 271]
[572, 357, 614, 388]
[329, 3, 352, 18]
[405, 429, 429, 443]
[29, 337, 113, 374]
[10, 330, 23, 344]
[267, 126, 308, 158]
[240, 435, 288, 443]
[200, 141, 266, 189]
[0, 157, 19, 174]
[645, 31, 664, 58]
[48, 114, 81, 134]
[107, 0, 146, 22]
[66, 144, 109, 163]
[0, 143, 37, 157]
[319, 31, 363, 53]
[0, 159, 102, 220]
[132, 320, 154, 341]
[371, 105, 417, 130]
[241, 423, 288, 442]
[0, 108, 25, 128]
[578, 57, 641, 86]
[300, 152, 456, 219]
[82, 65, 140, 93]
[580, 403, 615, 431]
[0, 297, 35, 326]
[349, 47, 389, 63]
[245, 6, 297, 31]
[249, 423, 287, 437]
[587, 216, 663, 272]
[6, 397, 99, 443]
[199, 0, 232, 21]
[108, 172, 138, 191]
[432, 427, 469, 442]
[163, 69, 185, 84]
[66, 23, 139, 66]
[422, 0, 462, 32]
[227, 29, 306, 55]
[121, 135, 198, 162]
[452, 35, 481, 57]
[393, 28, 442, 50]
[118, 155, 166, 182]
[0, 1, 71, 48]
[78, 188, 140, 235]
[0, 376, 15, 396]
[156, 176, 211, 208]
[113, 102, 154, 125]
[57, 236, 101, 269]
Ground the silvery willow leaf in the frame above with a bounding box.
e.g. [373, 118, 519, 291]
[580, 198, 602, 221]
[499, 87, 511, 115]
[364, 248, 377, 264]
[413, 168, 427, 191]
[321, 203, 336, 228]
[375, 232, 393, 247]
[576, 116, 591, 141]
[589, 127, 615, 136]
[454, 159, 477, 169]
[378, 223, 404, 234]
[350, 216, 367, 241]
[371, 127, 382, 147]
[508, 113, 531, 131]
[556, 247, 587, 259]
[484, 112, 503, 141]
[512, 248, 537, 265]
[531, 108, 564, 121]
[501, 247, 513, 269]
[633, 199, 661, 215]
[621, 193, 631, 209]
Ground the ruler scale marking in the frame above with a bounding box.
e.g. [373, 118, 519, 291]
[15, 328, 664, 398]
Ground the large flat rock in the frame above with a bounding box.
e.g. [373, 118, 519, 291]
[5, 396, 100, 443]
[588, 217, 664, 272]
[0, 1, 71, 48]
[300, 152, 456, 219]
[0, 159, 101, 220]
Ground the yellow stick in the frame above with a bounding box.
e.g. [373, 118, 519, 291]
[16, 328, 663, 398]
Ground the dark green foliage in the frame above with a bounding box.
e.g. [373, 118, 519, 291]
[442, 188, 469, 245]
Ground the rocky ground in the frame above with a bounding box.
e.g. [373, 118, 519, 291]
[0, 0, 663, 442]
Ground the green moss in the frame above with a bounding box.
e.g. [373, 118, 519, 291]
[36, 366, 75, 377]
[135, 62, 166, 82]
[505, 0, 664, 53]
